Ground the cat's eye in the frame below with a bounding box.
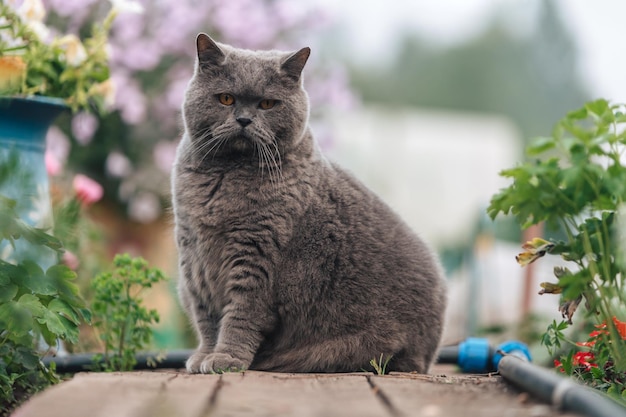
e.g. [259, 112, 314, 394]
[218, 93, 235, 106]
[259, 99, 277, 110]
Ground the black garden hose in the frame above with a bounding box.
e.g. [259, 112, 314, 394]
[43, 349, 191, 373]
[498, 355, 626, 417]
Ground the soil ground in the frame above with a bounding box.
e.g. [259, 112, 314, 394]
[12, 365, 582, 417]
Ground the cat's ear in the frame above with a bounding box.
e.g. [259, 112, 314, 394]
[196, 33, 225, 67]
[281, 47, 310, 82]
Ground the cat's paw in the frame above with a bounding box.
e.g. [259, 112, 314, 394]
[186, 350, 210, 374]
[187, 352, 247, 374]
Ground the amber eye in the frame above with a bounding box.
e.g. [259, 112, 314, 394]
[259, 99, 276, 110]
[218, 93, 235, 106]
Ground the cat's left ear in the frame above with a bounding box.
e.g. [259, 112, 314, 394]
[281, 47, 311, 82]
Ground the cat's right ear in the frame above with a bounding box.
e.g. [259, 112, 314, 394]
[196, 33, 225, 68]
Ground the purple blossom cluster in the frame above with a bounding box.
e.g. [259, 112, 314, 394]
[40, 0, 356, 223]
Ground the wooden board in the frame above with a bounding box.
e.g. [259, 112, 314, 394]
[14, 371, 220, 417]
[14, 369, 581, 417]
[211, 372, 387, 417]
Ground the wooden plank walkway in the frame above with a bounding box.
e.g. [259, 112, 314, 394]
[14, 367, 580, 417]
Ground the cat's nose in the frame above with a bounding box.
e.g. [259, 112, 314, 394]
[236, 117, 252, 127]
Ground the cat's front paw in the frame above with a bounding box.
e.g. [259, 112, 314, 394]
[186, 350, 210, 373]
[186, 352, 247, 374]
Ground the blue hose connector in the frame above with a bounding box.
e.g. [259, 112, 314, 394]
[456, 338, 531, 373]
[492, 340, 532, 370]
[457, 337, 491, 373]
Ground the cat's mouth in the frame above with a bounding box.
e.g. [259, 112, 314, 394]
[225, 131, 257, 155]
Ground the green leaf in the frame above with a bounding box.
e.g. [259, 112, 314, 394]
[47, 299, 80, 325]
[39, 324, 58, 347]
[46, 265, 84, 307]
[567, 106, 588, 120]
[589, 366, 604, 380]
[57, 315, 79, 344]
[17, 294, 46, 318]
[13, 346, 40, 371]
[41, 309, 67, 337]
[20, 261, 58, 295]
[80, 308, 92, 324]
[0, 283, 18, 302]
[527, 136, 556, 156]
[559, 270, 592, 301]
[0, 301, 32, 335]
[585, 99, 610, 118]
[17, 222, 63, 252]
[0, 268, 10, 286]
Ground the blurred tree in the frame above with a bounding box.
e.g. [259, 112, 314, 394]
[350, 1, 589, 139]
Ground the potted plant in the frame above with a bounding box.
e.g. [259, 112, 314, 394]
[0, 1, 142, 413]
[0, 0, 138, 264]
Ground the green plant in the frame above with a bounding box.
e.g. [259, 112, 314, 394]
[0, 191, 89, 412]
[369, 354, 393, 375]
[488, 99, 626, 400]
[91, 254, 166, 372]
[0, 0, 132, 113]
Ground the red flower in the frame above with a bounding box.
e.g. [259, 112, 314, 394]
[572, 351, 598, 371]
[612, 316, 626, 339]
[554, 359, 565, 373]
[589, 330, 606, 338]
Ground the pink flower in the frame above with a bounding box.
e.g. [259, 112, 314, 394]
[73, 174, 104, 205]
[153, 140, 177, 173]
[44, 150, 62, 176]
[71, 112, 99, 145]
[62, 250, 80, 270]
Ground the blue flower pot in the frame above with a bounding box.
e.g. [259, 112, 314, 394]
[0, 96, 68, 269]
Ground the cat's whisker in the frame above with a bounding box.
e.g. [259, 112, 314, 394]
[254, 141, 267, 182]
[253, 127, 284, 188]
[190, 135, 215, 159]
[259, 141, 278, 189]
[190, 133, 227, 168]
[269, 137, 284, 184]
[265, 146, 281, 188]
[180, 129, 213, 165]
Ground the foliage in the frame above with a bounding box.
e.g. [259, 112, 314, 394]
[488, 99, 626, 400]
[91, 254, 166, 372]
[0, 186, 90, 411]
[552, 319, 626, 400]
[0, 0, 130, 113]
[369, 354, 393, 376]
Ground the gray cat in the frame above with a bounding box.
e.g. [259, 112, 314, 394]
[172, 33, 447, 374]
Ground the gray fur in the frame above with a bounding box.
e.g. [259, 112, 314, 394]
[172, 33, 447, 374]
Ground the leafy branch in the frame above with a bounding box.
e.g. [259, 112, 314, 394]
[488, 99, 626, 399]
[0, 191, 89, 412]
[91, 254, 166, 372]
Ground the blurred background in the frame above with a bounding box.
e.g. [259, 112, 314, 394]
[39, 0, 626, 355]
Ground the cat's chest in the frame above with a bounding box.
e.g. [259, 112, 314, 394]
[185, 175, 253, 221]
[179, 168, 294, 229]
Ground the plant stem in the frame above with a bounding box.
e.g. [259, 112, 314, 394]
[1, 44, 27, 53]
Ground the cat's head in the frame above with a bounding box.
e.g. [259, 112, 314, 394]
[182, 34, 311, 165]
